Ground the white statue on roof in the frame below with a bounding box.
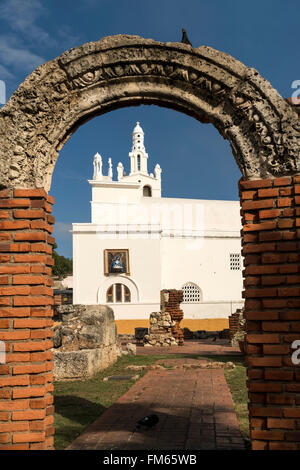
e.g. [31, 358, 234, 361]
[93, 152, 103, 180]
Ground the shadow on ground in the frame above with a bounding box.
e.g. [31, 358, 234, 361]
[67, 400, 246, 450]
[55, 395, 106, 425]
[66, 369, 246, 451]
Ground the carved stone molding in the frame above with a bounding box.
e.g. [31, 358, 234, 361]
[0, 34, 299, 191]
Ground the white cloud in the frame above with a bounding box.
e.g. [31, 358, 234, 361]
[0, 0, 82, 49]
[0, 0, 48, 78]
[0, 63, 14, 80]
[53, 222, 72, 240]
[0, 0, 82, 82]
[0, 0, 50, 45]
[0, 35, 44, 73]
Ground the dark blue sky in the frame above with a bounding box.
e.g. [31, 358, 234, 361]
[0, 0, 299, 257]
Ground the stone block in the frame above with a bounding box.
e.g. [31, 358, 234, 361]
[53, 346, 119, 381]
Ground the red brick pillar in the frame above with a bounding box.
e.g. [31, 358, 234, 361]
[161, 289, 184, 345]
[0, 188, 55, 450]
[240, 176, 300, 450]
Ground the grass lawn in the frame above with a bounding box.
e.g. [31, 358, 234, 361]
[54, 353, 249, 450]
[223, 358, 250, 446]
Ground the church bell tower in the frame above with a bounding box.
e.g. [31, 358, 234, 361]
[129, 122, 149, 175]
[90, 121, 162, 203]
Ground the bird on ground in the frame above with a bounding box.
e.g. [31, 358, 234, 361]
[136, 414, 159, 430]
[181, 29, 192, 46]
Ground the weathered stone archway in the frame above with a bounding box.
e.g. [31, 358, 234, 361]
[1, 34, 300, 191]
[1, 34, 300, 450]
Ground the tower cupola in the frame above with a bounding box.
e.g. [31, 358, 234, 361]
[129, 122, 149, 175]
[132, 122, 146, 153]
[90, 122, 162, 198]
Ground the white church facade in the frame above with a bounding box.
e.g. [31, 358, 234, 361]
[72, 122, 244, 334]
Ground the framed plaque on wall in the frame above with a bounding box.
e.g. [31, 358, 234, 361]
[104, 249, 130, 275]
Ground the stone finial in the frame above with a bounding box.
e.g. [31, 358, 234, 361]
[117, 162, 124, 181]
[154, 163, 162, 180]
[93, 152, 103, 180]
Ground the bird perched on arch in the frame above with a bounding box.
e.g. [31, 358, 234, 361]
[181, 28, 192, 46]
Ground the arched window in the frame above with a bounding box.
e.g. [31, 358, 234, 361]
[143, 185, 152, 197]
[106, 284, 131, 303]
[182, 283, 201, 302]
[137, 155, 141, 171]
[106, 285, 113, 303]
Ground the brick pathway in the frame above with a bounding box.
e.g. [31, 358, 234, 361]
[67, 359, 245, 450]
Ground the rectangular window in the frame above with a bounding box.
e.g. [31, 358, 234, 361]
[116, 283, 122, 302]
[230, 253, 241, 270]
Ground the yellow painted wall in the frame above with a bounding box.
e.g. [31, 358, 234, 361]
[182, 318, 229, 332]
[116, 320, 149, 335]
[115, 318, 229, 335]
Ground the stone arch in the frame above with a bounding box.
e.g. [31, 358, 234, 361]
[97, 275, 139, 304]
[0, 34, 300, 451]
[1, 34, 300, 192]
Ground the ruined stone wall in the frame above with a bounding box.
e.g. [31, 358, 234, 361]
[143, 311, 178, 347]
[53, 304, 119, 381]
[144, 289, 184, 347]
[161, 289, 184, 345]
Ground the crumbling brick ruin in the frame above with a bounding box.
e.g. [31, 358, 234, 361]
[144, 289, 184, 347]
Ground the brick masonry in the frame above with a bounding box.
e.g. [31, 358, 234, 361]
[240, 175, 300, 450]
[0, 189, 55, 450]
[161, 289, 184, 346]
[1, 176, 300, 449]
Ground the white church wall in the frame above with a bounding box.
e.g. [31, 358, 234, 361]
[107, 303, 161, 320]
[91, 196, 242, 232]
[91, 183, 140, 205]
[72, 122, 245, 333]
[72, 227, 161, 309]
[123, 173, 162, 198]
[160, 236, 244, 318]
[73, 231, 101, 305]
[181, 301, 244, 319]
